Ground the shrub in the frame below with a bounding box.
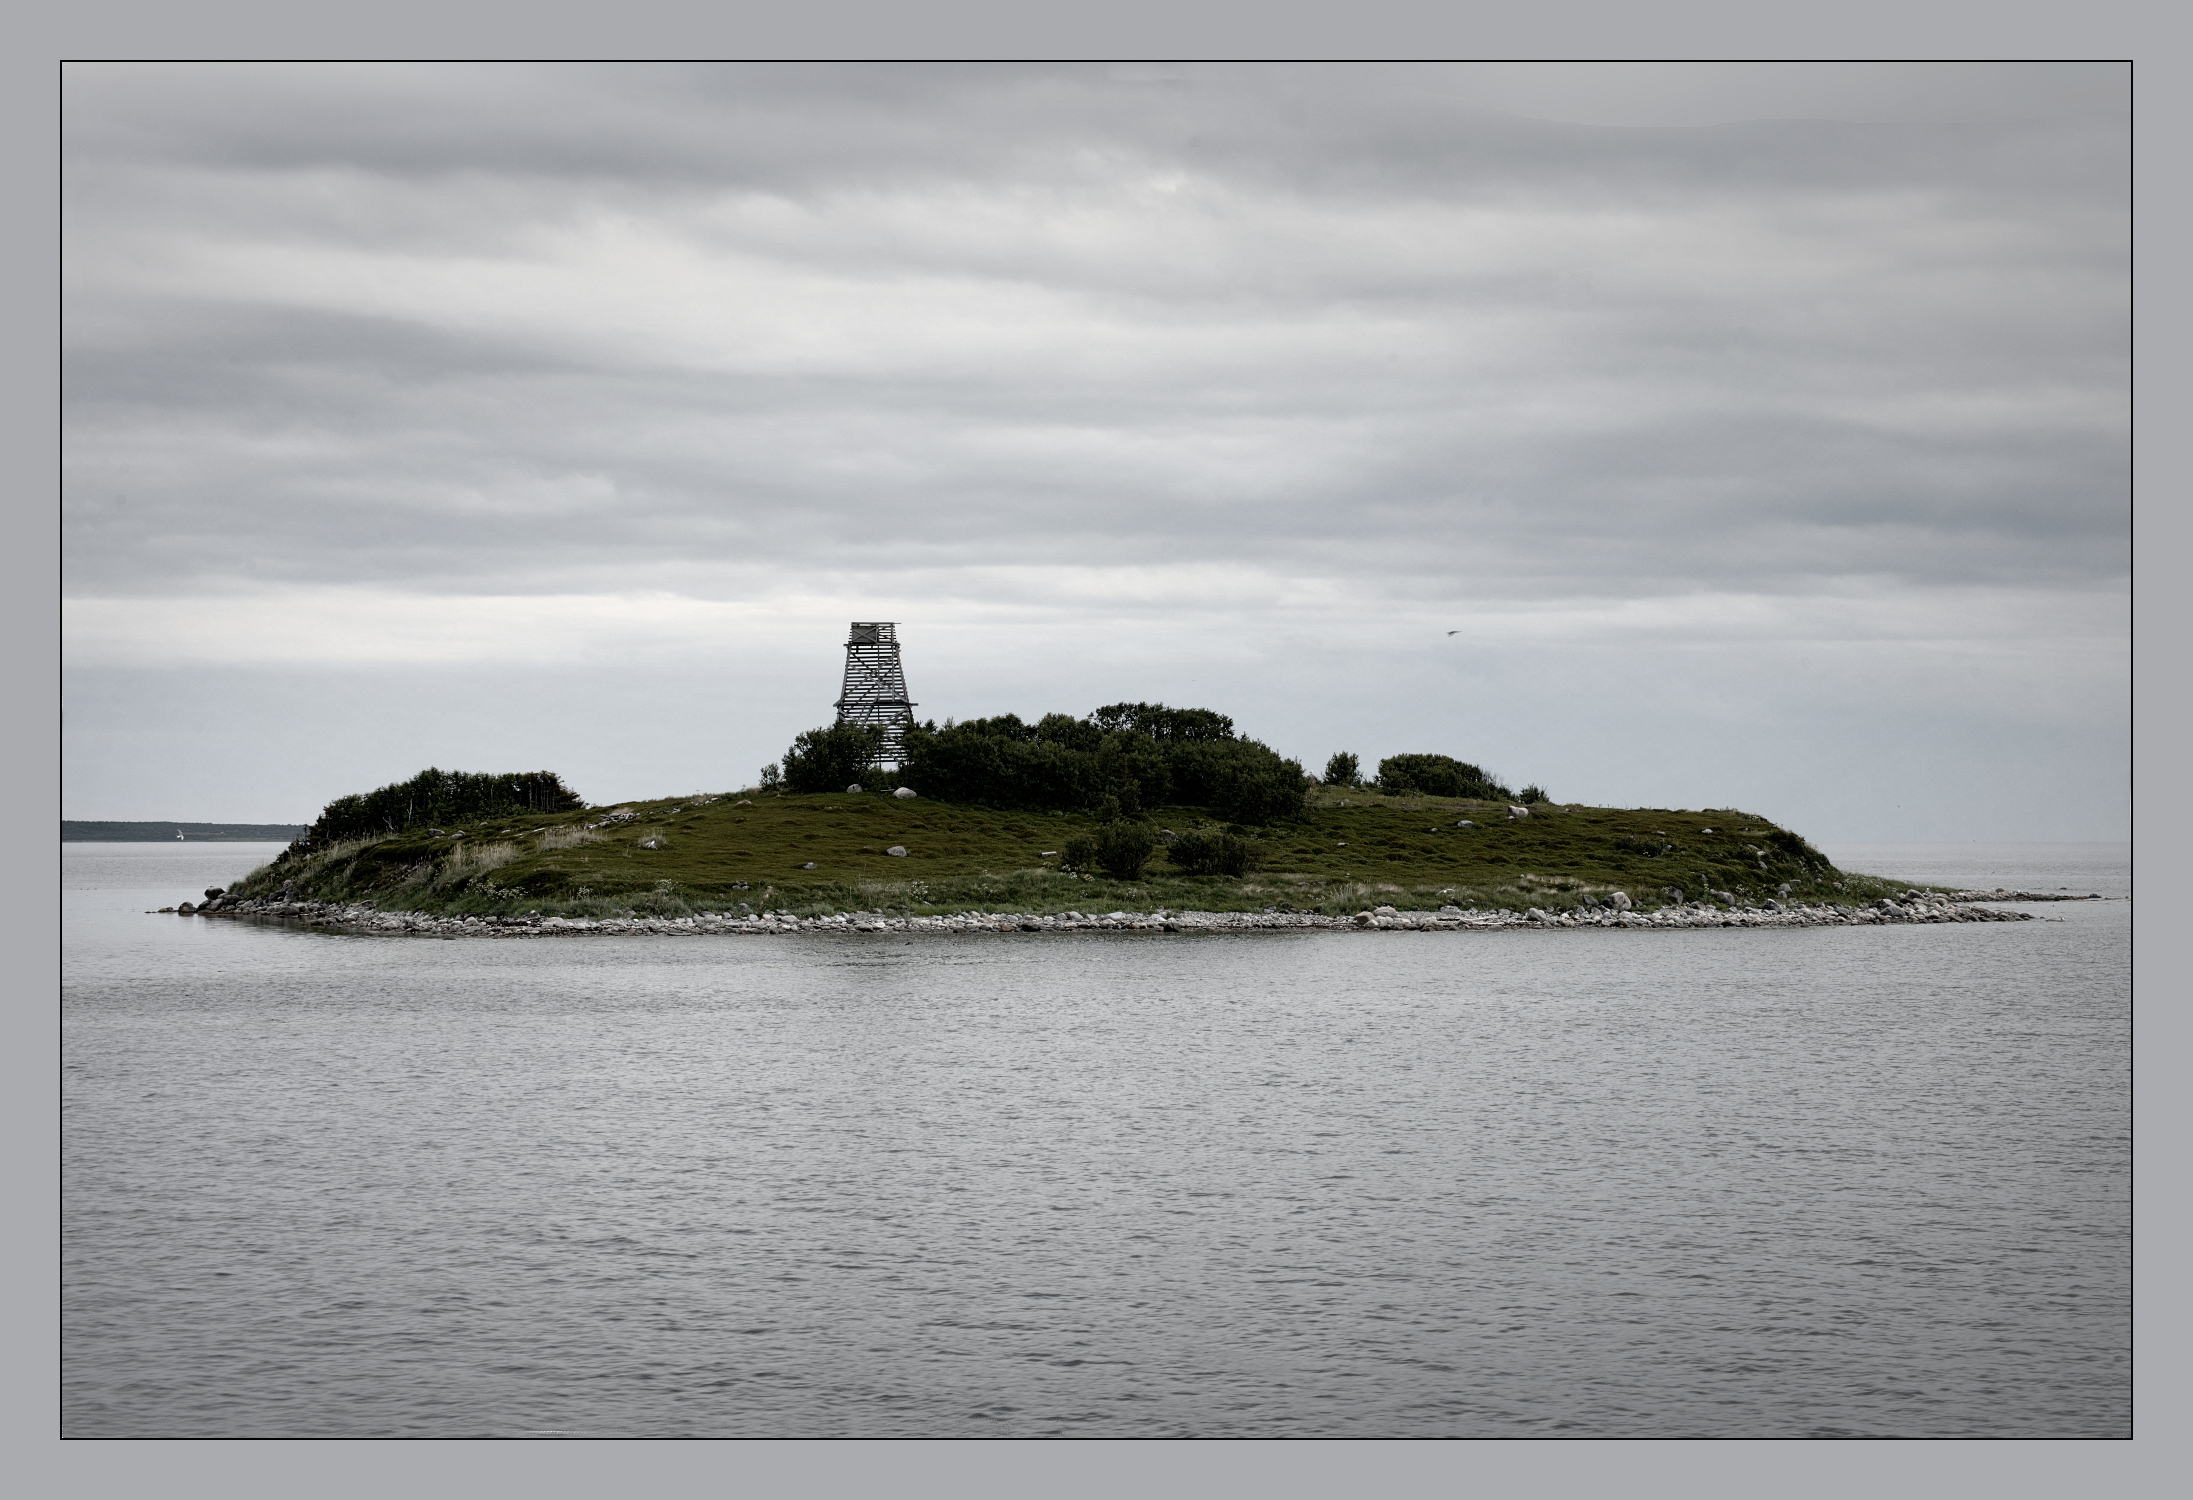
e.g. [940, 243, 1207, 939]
[781, 723, 887, 793]
[1059, 833, 1098, 873]
[1376, 754, 1512, 800]
[1517, 785, 1547, 805]
[1093, 821, 1157, 880]
[1165, 825, 1261, 877]
[1323, 752, 1359, 786]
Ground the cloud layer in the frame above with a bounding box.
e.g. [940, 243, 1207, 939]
[61, 64, 2128, 837]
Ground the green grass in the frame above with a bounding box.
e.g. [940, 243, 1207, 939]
[226, 788, 1920, 918]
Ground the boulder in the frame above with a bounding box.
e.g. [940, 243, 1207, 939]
[1352, 911, 1375, 926]
[1373, 905, 1399, 917]
[1507, 805, 1530, 820]
[800, 861, 818, 870]
[846, 783, 863, 794]
[1438, 904, 1464, 915]
[893, 787, 917, 799]
[177, 901, 196, 914]
[1661, 887, 1684, 901]
[1455, 820, 1475, 828]
[203, 887, 225, 900]
[886, 846, 908, 858]
[1607, 891, 1633, 911]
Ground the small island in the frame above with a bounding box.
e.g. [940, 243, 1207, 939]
[176, 706, 2058, 935]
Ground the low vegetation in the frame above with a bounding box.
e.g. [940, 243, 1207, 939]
[227, 774, 1913, 921]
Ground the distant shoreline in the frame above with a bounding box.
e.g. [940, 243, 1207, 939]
[64, 822, 304, 843]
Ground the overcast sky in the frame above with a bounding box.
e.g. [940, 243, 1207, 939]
[61, 62, 2128, 840]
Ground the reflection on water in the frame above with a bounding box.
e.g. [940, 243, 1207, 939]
[64, 844, 2129, 1437]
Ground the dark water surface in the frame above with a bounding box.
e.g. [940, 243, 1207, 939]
[64, 843, 2130, 1437]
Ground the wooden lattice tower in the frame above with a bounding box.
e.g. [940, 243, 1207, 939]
[835, 621, 917, 766]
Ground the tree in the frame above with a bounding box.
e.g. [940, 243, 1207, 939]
[780, 722, 887, 793]
[1323, 752, 1359, 786]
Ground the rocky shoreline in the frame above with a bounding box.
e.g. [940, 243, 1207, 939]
[160, 889, 2092, 937]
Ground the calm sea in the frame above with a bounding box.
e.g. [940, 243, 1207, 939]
[63, 841, 2130, 1438]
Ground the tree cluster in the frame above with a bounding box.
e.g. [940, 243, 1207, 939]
[896, 702, 1305, 824]
[773, 701, 1307, 825]
[281, 768, 585, 858]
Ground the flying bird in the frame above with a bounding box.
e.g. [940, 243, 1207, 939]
[1446, 630, 1459, 635]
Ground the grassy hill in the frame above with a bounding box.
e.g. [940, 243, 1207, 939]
[223, 785, 1908, 919]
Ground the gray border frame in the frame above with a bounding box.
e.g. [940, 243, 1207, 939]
[24, 9, 2169, 1496]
